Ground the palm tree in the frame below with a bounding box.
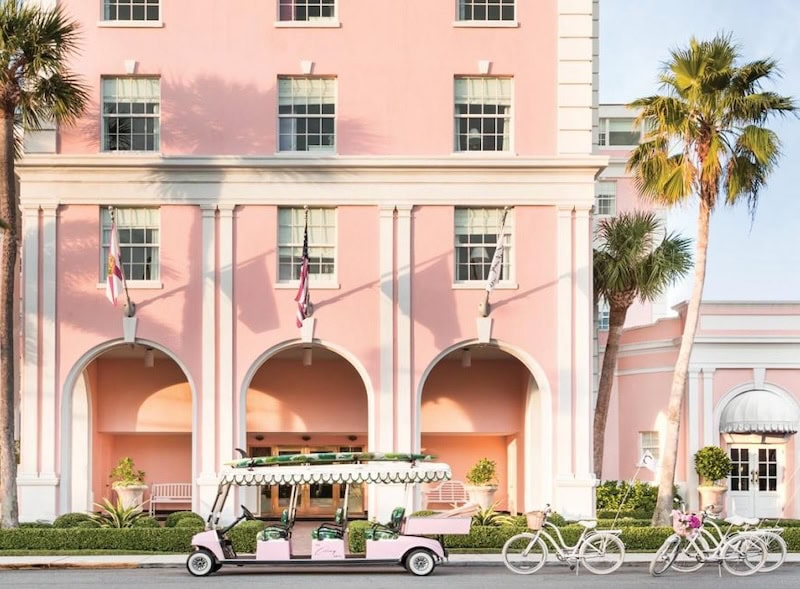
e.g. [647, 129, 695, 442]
[593, 211, 692, 480]
[627, 34, 796, 526]
[0, 1, 88, 529]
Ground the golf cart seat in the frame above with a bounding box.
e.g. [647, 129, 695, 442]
[312, 507, 346, 540]
[258, 508, 293, 540]
[364, 506, 405, 540]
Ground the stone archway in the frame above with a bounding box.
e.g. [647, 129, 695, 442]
[415, 340, 553, 513]
[238, 340, 375, 517]
[60, 340, 197, 514]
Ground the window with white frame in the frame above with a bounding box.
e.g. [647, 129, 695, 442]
[278, 207, 336, 282]
[595, 182, 617, 216]
[597, 302, 610, 330]
[279, 0, 336, 21]
[278, 77, 336, 152]
[104, 0, 160, 21]
[598, 117, 641, 146]
[101, 208, 160, 281]
[102, 77, 160, 152]
[455, 77, 512, 152]
[458, 0, 515, 21]
[639, 431, 660, 462]
[454, 207, 512, 283]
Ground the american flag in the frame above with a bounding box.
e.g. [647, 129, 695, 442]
[294, 216, 311, 327]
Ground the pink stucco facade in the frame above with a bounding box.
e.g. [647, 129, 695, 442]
[15, 0, 603, 522]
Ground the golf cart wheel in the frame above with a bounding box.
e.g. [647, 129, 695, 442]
[186, 549, 217, 577]
[405, 548, 436, 576]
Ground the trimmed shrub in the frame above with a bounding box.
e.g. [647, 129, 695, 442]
[52, 512, 94, 528]
[596, 509, 652, 520]
[132, 516, 161, 528]
[0, 528, 197, 552]
[348, 520, 373, 553]
[228, 520, 266, 554]
[165, 511, 204, 528]
[175, 518, 205, 531]
[19, 522, 53, 529]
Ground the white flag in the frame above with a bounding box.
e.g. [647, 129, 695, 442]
[638, 450, 657, 473]
[485, 212, 508, 293]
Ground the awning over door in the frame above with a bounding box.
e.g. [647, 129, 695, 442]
[720, 389, 800, 434]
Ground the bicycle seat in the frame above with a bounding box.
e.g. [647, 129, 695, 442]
[577, 520, 597, 529]
[724, 515, 759, 526]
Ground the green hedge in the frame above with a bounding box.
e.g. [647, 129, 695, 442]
[228, 520, 266, 554]
[0, 528, 199, 552]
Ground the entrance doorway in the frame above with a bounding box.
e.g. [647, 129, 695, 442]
[248, 445, 365, 518]
[728, 445, 783, 518]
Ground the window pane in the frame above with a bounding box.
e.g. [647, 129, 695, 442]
[277, 207, 336, 281]
[454, 77, 512, 152]
[101, 207, 160, 281]
[278, 77, 336, 152]
[454, 207, 512, 283]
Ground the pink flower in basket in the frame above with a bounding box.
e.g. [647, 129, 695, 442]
[672, 510, 703, 538]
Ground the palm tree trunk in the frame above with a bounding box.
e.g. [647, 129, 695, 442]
[593, 303, 629, 480]
[0, 112, 19, 528]
[652, 200, 711, 526]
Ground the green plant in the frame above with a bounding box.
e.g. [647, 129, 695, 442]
[90, 498, 147, 529]
[694, 446, 732, 486]
[471, 502, 516, 527]
[165, 511, 204, 528]
[132, 516, 161, 528]
[52, 512, 94, 528]
[465, 458, 498, 487]
[109, 457, 146, 487]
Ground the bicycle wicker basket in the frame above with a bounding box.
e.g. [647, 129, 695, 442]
[672, 510, 703, 537]
[526, 510, 546, 530]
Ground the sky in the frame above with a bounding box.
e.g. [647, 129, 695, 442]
[600, 0, 800, 303]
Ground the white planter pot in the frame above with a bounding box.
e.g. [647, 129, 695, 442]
[698, 485, 727, 517]
[465, 485, 497, 510]
[113, 484, 148, 511]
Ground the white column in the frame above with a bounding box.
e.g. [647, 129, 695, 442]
[197, 206, 218, 513]
[70, 373, 92, 512]
[217, 205, 234, 468]
[573, 208, 593, 479]
[557, 0, 594, 155]
[40, 205, 57, 480]
[395, 205, 412, 452]
[19, 207, 39, 476]
[687, 369, 701, 510]
[555, 208, 573, 477]
[702, 369, 715, 446]
[377, 206, 395, 453]
[374, 205, 399, 521]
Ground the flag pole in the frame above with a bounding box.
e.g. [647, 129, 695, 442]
[480, 207, 509, 317]
[108, 206, 135, 317]
[303, 205, 313, 317]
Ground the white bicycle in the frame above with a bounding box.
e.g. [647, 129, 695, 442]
[502, 505, 625, 575]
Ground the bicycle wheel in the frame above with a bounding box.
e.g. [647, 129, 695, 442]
[721, 534, 767, 576]
[579, 532, 625, 575]
[757, 531, 786, 573]
[502, 532, 548, 575]
[671, 534, 710, 573]
[649, 534, 680, 577]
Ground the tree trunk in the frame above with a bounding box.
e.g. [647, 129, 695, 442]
[652, 200, 711, 526]
[593, 303, 630, 480]
[0, 112, 19, 528]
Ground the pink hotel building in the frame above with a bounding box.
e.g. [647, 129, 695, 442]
[14, 1, 800, 523]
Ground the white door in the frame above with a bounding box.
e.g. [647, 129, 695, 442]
[727, 445, 783, 518]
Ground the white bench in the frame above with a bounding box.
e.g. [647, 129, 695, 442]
[148, 483, 192, 516]
[421, 480, 469, 509]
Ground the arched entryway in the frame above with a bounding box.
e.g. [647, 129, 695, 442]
[240, 341, 372, 518]
[416, 340, 552, 514]
[60, 340, 196, 514]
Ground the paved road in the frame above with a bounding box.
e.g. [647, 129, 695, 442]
[1, 565, 799, 588]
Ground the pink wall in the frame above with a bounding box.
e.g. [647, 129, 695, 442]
[59, 0, 559, 156]
[96, 359, 192, 432]
[420, 435, 510, 509]
[56, 204, 203, 399]
[94, 434, 192, 505]
[246, 359, 367, 433]
[421, 359, 526, 434]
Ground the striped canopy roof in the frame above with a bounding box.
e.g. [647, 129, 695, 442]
[219, 461, 452, 486]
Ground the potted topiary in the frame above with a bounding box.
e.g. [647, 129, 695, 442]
[694, 446, 732, 515]
[110, 456, 147, 512]
[464, 457, 498, 509]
